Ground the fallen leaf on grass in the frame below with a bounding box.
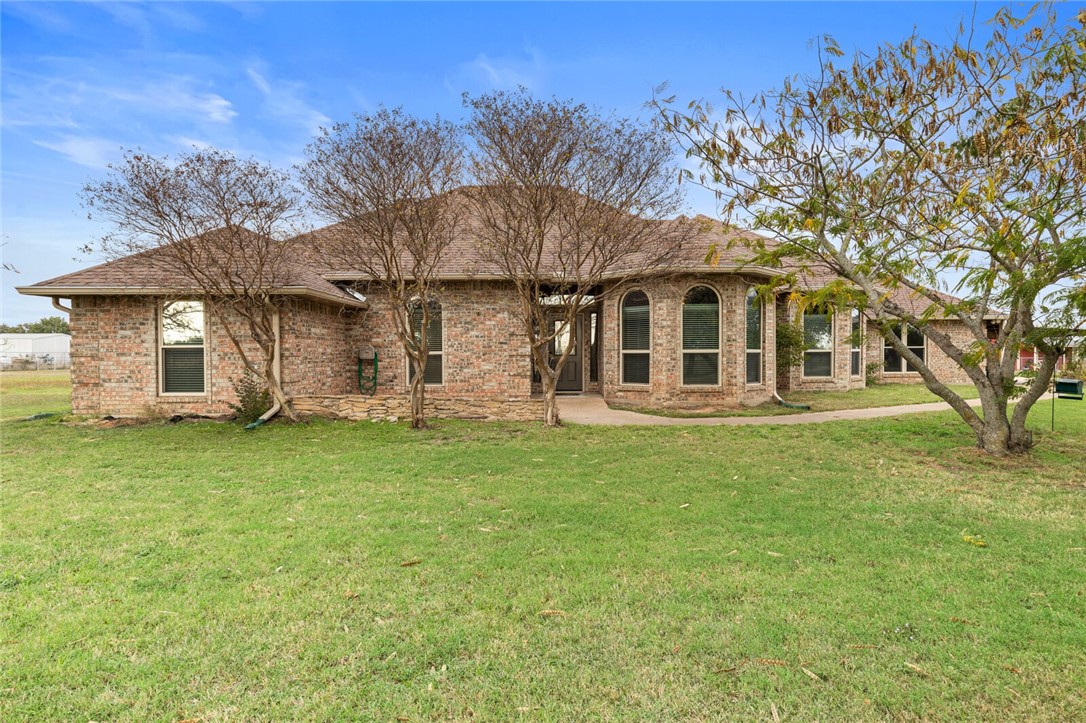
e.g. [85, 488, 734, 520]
[771, 702, 781, 722]
[399, 559, 422, 567]
[949, 616, 975, 625]
[725, 549, 738, 556]
[539, 609, 565, 617]
[904, 661, 930, 677]
[479, 527, 493, 532]
[1005, 686, 1021, 698]
[755, 658, 788, 667]
[679, 503, 690, 509]
[846, 644, 879, 650]
[345, 590, 359, 599]
[801, 667, 822, 681]
[766, 551, 783, 557]
[962, 534, 988, 548]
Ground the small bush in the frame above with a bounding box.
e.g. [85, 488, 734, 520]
[865, 361, 883, 386]
[776, 322, 807, 372]
[228, 371, 271, 425]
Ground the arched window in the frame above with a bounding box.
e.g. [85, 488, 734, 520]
[408, 300, 443, 385]
[620, 290, 650, 384]
[682, 285, 720, 386]
[745, 288, 763, 384]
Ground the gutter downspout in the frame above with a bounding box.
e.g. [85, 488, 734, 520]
[51, 297, 72, 314]
[245, 309, 282, 429]
[771, 368, 811, 410]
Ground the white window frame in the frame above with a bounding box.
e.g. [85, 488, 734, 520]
[883, 321, 926, 374]
[680, 284, 722, 388]
[745, 287, 764, 386]
[619, 289, 651, 387]
[407, 302, 444, 387]
[850, 309, 863, 378]
[801, 307, 834, 379]
[159, 300, 208, 397]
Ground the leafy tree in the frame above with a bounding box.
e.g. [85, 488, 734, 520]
[82, 149, 305, 421]
[659, 6, 1086, 455]
[300, 108, 465, 429]
[465, 89, 691, 426]
[0, 316, 70, 334]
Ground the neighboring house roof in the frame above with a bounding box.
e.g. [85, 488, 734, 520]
[0, 333, 71, 339]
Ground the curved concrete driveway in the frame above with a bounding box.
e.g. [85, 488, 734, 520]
[558, 394, 986, 426]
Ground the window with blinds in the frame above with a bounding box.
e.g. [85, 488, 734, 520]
[850, 309, 862, 377]
[746, 288, 763, 384]
[803, 307, 833, 377]
[408, 302, 443, 385]
[884, 322, 925, 373]
[682, 285, 720, 385]
[161, 301, 206, 394]
[621, 290, 650, 384]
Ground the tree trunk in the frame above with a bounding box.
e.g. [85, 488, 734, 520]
[534, 357, 561, 427]
[542, 383, 560, 427]
[972, 377, 1043, 456]
[409, 368, 427, 429]
[264, 353, 298, 422]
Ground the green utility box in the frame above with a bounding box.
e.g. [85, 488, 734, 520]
[1055, 378, 1084, 400]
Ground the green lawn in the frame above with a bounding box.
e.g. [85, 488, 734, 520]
[0, 370, 73, 421]
[2, 373, 1085, 721]
[613, 383, 981, 418]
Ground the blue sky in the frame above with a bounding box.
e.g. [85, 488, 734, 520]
[1, 1, 1012, 322]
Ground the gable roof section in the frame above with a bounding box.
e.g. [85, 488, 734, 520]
[290, 194, 780, 282]
[17, 237, 368, 309]
[785, 262, 1004, 320]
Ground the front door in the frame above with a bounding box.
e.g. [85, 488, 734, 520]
[551, 316, 583, 392]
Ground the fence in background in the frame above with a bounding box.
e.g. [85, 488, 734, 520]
[0, 353, 72, 371]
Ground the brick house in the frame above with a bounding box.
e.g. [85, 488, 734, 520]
[17, 209, 981, 421]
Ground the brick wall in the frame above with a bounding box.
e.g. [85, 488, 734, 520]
[293, 394, 542, 422]
[600, 275, 776, 408]
[68, 296, 356, 417]
[359, 281, 533, 400]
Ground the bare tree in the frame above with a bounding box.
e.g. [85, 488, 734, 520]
[82, 148, 305, 420]
[299, 108, 465, 429]
[465, 89, 690, 426]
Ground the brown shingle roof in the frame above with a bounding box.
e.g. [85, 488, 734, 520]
[17, 188, 985, 317]
[17, 232, 367, 309]
[782, 262, 1003, 319]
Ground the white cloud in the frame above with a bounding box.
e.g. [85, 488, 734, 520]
[33, 136, 120, 168]
[245, 63, 330, 133]
[446, 47, 546, 95]
[103, 80, 237, 124]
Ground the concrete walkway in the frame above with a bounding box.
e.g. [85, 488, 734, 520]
[558, 394, 986, 426]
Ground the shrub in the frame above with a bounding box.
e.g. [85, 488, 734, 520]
[865, 361, 883, 386]
[228, 371, 271, 425]
[776, 322, 807, 373]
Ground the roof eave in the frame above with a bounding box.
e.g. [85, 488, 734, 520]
[15, 285, 369, 310]
[319, 264, 782, 283]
